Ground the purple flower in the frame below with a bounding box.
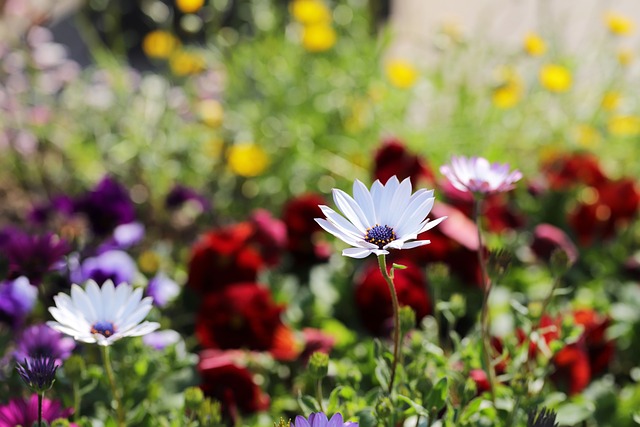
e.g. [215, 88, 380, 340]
[142, 330, 181, 350]
[73, 176, 135, 236]
[0, 395, 76, 427]
[440, 156, 523, 194]
[291, 413, 358, 427]
[98, 222, 145, 252]
[27, 195, 74, 225]
[146, 272, 180, 307]
[0, 277, 37, 329]
[165, 185, 211, 211]
[14, 324, 76, 363]
[0, 228, 69, 285]
[16, 355, 58, 393]
[71, 250, 138, 286]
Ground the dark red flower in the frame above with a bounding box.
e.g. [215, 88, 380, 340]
[551, 344, 591, 395]
[354, 259, 431, 335]
[540, 152, 607, 190]
[282, 194, 330, 266]
[469, 369, 490, 395]
[187, 223, 267, 294]
[195, 283, 299, 360]
[530, 223, 579, 265]
[249, 209, 287, 267]
[568, 178, 640, 245]
[198, 350, 269, 418]
[373, 137, 434, 186]
[573, 309, 615, 376]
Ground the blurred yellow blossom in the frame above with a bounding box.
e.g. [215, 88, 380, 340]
[139, 251, 160, 274]
[385, 59, 419, 89]
[617, 48, 633, 66]
[203, 138, 224, 159]
[302, 24, 336, 52]
[574, 124, 601, 148]
[539, 64, 572, 93]
[197, 99, 224, 128]
[228, 143, 269, 177]
[492, 68, 523, 109]
[605, 11, 635, 36]
[524, 32, 546, 56]
[169, 51, 206, 76]
[608, 115, 640, 136]
[291, 0, 331, 25]
[142, 30, 180, 59]
[601, 92, 621, 111]
[176, 0, 205, 13]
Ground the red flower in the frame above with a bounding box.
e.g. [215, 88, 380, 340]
[198, 350, 269, 418]
[195, 283, 299, 360]
[541, 152, 607, 190]
[354, 259, 431, 335]
[282, 194, 331, 266]
[373, 137, 434, 186]
[568, 178, 640, 245]
[552, 344, 591, 395]
[249, 209, 287, 266]
[469, 369, 490, 395]
[573, 309, 615, 376]
[530, 223, 579, 265]
[300, 328, 336, 363]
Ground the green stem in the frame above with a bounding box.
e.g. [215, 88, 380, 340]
[73, 380, 81, 421]
[377, 254, 401, 394]
[101, 345, 126, 427]
[38, 392, 43, 427]
[316, 378, 325, 412]
[474, 198, 497, 403]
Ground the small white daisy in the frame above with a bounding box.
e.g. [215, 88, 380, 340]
[440, 156, 523, 194]
[47, 280, 160, 346]
[315, 176, 446, 259]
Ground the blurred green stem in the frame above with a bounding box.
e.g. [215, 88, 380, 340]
[377, 254, 400, 394]
[474, 197, 497, 403]
[38, 392, 43, 427]
[316, 378, 324, 412]
[101, 346, 125, 427]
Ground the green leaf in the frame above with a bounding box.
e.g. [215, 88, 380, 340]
[425, 377, 448, 411]
[326, 386, 343, 414]
[298, 394, 321, 414]
[374, 357, 390, 391]
[392, 263, 407, 270]
[397, 395, 430, 418]
[355, 408, 377, 427]
[556, 402, 595, 425]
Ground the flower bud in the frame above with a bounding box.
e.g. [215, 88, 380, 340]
[308, 351, 329, 379]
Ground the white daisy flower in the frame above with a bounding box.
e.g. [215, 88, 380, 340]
[315, 176, 446, 259]
[440, 156, 523, 194]
[47, 280, 160, 346]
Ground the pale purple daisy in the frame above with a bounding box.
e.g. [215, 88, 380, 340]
[291, 412, 358, 427]
[0, 277, 37, 329]
[146, 272, 180, 307]
[71, 250, 138, 286]
[314, 177, 446, 259]
[440, 156, 523, 194]
[14, 324, 76, 364]
[47, 280, 159, 346]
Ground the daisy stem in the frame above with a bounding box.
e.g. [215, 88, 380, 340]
[101, 345, 126, 427]
[316, 378, 325, 412]
[38, 392, 43, 427]
[474, 197, 497, 403]
[377, 254, 401, 394]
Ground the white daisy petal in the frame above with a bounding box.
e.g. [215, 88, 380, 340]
[417, 215, 448, 234]
[332, 189, 370, 232]
[315, 218, 361, 247]
[400, 240, 431, 249]
[342, 247, 375, 258]
[352, 179, 377, 226]
[319, 206, 365, 240]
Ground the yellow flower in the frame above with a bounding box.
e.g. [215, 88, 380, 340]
[301, 24, 336, 52]
[539, 64, 572, 93]
[142, 30, 180, 59]
[608, 115, 640, 136]
[605, 11, 635, 36]
[138, 251, 160, 274]
[574, 124, 601, 148]
[175, 0, 205, 13]
[169, 51, 206, 76]
[385, 59, 419, 89]
[524, 31, 546, 56]
[227, 143, 269, 177]
[492, 68, 523, 109]
[617, 48, 633, 66]
[291, 0, 331, 25]
[601, 91, 621, 111]
[197, 99, 224, 128]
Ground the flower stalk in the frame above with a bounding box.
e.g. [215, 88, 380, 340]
[37, 392, 43, 427]
[101, 345, 126, 427]
[377, 254, 401, 394]
[474, 198, 497, 403]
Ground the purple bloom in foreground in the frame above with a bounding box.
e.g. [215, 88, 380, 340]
[440, 156, 523, 194]
[73, 175, 135, 236]
[16, 355, 58, 393]
[71, 249, 138, 286]
[0, 228, 69, 285]
[0, 277, 37, 329]
[315, 177, 446, 258]
[146, 272, 180, 307]
[14, 324, 76, 364]
[291, 412, 358, 427]
[0, 395, 76, 427]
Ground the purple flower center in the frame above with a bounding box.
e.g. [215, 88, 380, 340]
[365, 225, 396, 249]
[91, 321, 116, 337]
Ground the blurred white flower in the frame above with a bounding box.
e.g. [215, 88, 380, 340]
[440, 156, 522, 194]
